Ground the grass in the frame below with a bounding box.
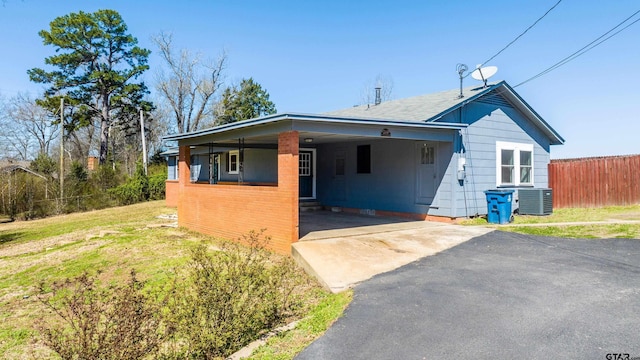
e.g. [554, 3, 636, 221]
[248, 290, 353, 359]
[0, 201, 344, 359]
[461, 204, 640, 239]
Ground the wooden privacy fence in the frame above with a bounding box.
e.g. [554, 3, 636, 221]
[548, 154, 640, 208]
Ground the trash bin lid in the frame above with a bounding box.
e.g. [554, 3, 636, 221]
[484, 189, 514, 195]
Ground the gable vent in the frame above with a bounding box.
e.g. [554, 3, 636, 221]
[477, 92, 512, 108]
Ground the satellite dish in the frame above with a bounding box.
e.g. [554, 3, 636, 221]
[471, 65, 498, 87]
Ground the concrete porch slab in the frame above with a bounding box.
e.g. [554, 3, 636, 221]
[293, 212, 492, 293]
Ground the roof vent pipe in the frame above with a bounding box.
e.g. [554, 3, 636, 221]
[374, 87, 381, 105]
[456, 63, 468, 99]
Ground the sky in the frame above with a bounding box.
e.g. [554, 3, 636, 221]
[0, 0, 639, 159]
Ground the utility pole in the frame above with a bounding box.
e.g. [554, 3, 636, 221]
[59, 97, 64, 203]
[140, 109, 148, 176]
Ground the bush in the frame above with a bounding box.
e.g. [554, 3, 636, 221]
[37, 270, 169, 360]
[30, 153, 57, 177]
[148, 173, 166, 200]
[92, 164, 121, 191]
[109, 163, 149, 205]
[36, 231, 309, 359]
[167, 230, 305, 358]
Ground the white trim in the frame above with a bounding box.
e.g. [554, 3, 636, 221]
[228, 150, 239, 174]
[495, 141, 534, 187]
[299, 148, 316, 200]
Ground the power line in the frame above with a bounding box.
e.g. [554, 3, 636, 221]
[515, 9, 640, 87]
[466, 0, 563, 77]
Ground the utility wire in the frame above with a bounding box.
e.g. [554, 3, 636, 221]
[465, 0, 563, 77]
[515, 9, 640, 87]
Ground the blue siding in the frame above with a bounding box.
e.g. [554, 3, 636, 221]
[452, 101, 552, 217]
[219, 149, 277, 183]
[316, 138, 455, 216]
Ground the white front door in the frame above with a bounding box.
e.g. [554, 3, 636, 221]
[416, 143, 437, 204]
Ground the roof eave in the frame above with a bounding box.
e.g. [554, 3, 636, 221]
[427, 83, 501, 123]
[428, 81, 564, 146]
[498, 82, 565, 145]
[162, 113, 467, 142]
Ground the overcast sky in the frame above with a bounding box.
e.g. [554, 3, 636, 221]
[1, 0, 639, 159]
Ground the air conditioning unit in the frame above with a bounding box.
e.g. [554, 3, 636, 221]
[518, 188, 553, 215]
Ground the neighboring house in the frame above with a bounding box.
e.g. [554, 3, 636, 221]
[164, 81, 564, 253]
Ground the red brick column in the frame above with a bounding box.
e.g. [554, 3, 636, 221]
[177, 145, 191, 227]
[278, 131, 299, 249]
[178, 145, 191, 187]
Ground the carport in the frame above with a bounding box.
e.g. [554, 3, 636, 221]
[164, 113, 465, 254]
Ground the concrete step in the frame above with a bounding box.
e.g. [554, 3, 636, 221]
[299, 201, 322, 212]
[300, 205, 323, 212]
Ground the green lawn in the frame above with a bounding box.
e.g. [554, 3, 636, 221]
[0, 201, 348, 359]
[462, 204, 640, 238]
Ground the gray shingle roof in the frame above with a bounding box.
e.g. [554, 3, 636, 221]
[324, 83, 496, 122]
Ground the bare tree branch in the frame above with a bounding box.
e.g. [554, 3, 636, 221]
[360, 74, 394, 106]
[153, 32, 227, 133]
[0, 93, 59, 160]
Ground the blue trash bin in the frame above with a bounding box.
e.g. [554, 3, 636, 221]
[484, 189, 514, 224]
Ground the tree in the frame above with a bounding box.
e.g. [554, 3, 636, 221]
[28, 9, 152, 165]
[215, 78, 276, 125]
[0, 93, 59, 160]
[360, 74, 394, 105]
[153, 32, 226, 134]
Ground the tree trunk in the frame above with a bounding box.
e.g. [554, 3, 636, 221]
[99, 94, 110, 165]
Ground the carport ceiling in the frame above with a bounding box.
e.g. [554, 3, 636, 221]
[196, 131, 377, 146]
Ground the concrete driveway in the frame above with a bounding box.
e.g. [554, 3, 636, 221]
[293, 211, 491, 292]
[296, 231, 640, 359]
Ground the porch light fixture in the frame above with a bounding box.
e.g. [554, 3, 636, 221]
[304, 138, 313, 143]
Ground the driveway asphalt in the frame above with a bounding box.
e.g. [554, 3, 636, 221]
[296, 231, 640, 360]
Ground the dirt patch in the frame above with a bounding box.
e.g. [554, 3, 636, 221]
[0, 239, 109, 283]
[0, 232, 87, 258]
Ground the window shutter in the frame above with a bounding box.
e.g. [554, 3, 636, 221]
[226, 152, 230, 172]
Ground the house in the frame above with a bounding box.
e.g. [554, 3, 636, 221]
[163, 81, 564, 254]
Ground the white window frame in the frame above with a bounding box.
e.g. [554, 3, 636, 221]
[170, 156, 178, 180]
[496, 141, 534, 187]
[228, 150, 239, 175]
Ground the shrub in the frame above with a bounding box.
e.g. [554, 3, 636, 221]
[167, 230, 305, 358]
[30, 153, 57, 177]
[36, 270, 169, 360]
[148, 173, 166, 200]
[35, 231, 310, 359]
[109, 163, 149, 205]
[91, 164, 121, 191]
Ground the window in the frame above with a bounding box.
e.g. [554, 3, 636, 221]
[335, 154, 345, 176]
[496, 141, 533, 186]
[357, 145, 371, 174]
[168, 156, 178, 180]
[299, 152, 311, 176]
[228, 150, 239, 174]
[190, 155, 201, 182]
[421, 145, 435, 165]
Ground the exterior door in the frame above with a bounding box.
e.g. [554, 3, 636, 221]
[299, 150, 315, 198]
[333, 150, 346, 201]
[209, 153, 219, 184]
[416, 143, 437, 204]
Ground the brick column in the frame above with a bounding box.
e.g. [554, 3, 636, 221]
[177, 145, 191, 227]
[278, 131, 299, 249]
[178, 145, 191, 187]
